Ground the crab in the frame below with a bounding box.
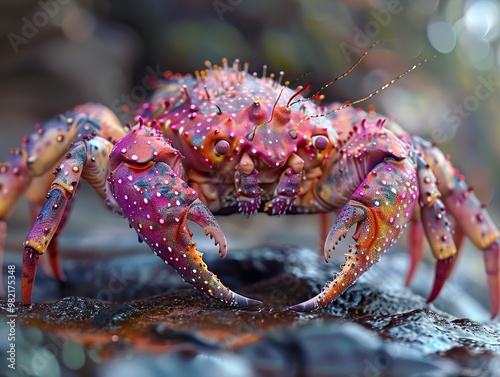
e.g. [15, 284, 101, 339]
[1, 57, 499, 317]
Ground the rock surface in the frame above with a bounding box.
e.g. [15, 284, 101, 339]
[1, 245, 500, 377]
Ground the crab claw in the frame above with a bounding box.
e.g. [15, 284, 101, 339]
[169, 199, 260, 307]
[290, 201, 381, 311]
[108, 125, 260, 308]
[291, 158, 418, 311]
[321, 203, 367, 263]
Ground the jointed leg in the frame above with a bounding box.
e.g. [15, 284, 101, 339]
[414, 136, 500, 318]
[405, 218, 425, 286]
[414, 156, 456, 303]
[22, 136, 113, 304]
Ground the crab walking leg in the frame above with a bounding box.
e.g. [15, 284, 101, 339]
[22, 136, 114, 304]
[484, 243, 500, 319]
[291, 157, 419, 311]
[26, 171, 72, 281]
[22, 189, 67, 303]
[108, 126, 260, 307]
[5, 103, 126, 298]
[443, 177, 500, 318]
[416, 138, 500, 318]
[27, 198, 74, 282]
[405, 218, 425, 286]
[415, 157, 457, 303]
[0, 150, 33, 295]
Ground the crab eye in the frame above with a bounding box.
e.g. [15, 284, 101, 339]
[312, 135, 329, 151]
[214, 140, 230, 156]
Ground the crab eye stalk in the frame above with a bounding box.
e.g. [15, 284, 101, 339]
[214, 140, 230, 156]
[312, 135, 329, 151]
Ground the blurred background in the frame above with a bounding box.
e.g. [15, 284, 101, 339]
[1, 0, 500, 291]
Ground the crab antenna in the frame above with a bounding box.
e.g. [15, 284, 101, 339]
[267, 72, 314, 124]
[288, 40, 382, 108]
[292, 55, 437, 131]
[286, 83, 312, 108]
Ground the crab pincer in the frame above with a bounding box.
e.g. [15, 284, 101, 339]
[108, 125, 260, 307]
[291, 157, 419, 311]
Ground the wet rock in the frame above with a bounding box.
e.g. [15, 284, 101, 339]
[90, 303, 137, 329]
[153, 324, 219, 350]
[40, 296, 107, 323]
[238, 322, 459, 377]
[1, 245, 500, 377]
[96, 351, 255, 377]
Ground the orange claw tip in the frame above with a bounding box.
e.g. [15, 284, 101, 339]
[21, 247, 39, 305]
[426, 256, 455, 304]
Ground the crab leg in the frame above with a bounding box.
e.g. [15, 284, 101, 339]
[484, 242, 500, 319]
[415, 157, 457, 303]
[26, 170, 73, 282]
[4, 104, 126, 298]
[291, 157, 419, 311]
[22, 136, 114, 304]
[23, 189, 68, 303]
[442, 177, 500, 318]
[108, 126, 260, 307]
[416, 138, 500, 318]
[27, 197, 72, 282]
[405, 219, 425, 286]
[0, 150, 32, 295]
